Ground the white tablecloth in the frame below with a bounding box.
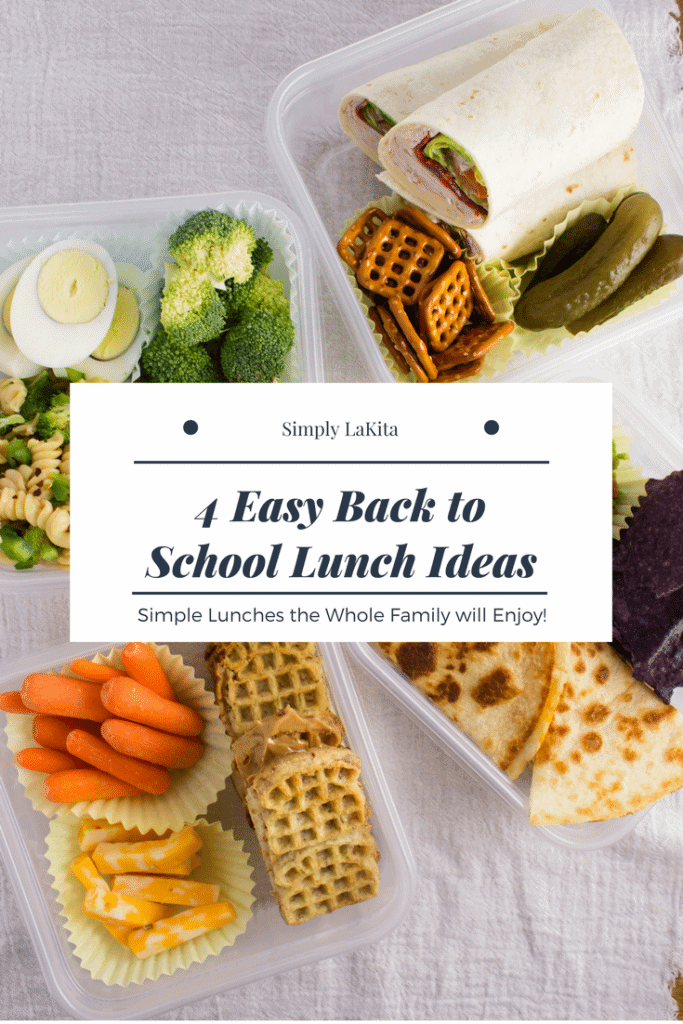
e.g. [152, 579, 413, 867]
[1, 0, 683, 1018]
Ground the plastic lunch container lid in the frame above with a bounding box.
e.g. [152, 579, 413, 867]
[0, 641, 415, 1019]
[265, 0, 683, 384]
[348, 373, 683, 852]
[0, 189, 323, 594]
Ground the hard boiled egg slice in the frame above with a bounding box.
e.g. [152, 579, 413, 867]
[0, 256, 42, 377]
[11, 240, 118, 367]
[52, 263, 148, 383]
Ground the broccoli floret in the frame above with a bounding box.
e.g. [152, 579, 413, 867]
[169, 210, 256, 285]
[19, 369, 52, 420]
[36, 392, 70, 443]
[141, 326, 221, 383]
[0, 413, 24, 434]
[160, 265, 227, 347]
[249, 271, 290, 318]
[222, 237, 274, 322]
[0, 524, 59, 569]
[220, 308, 295, 383]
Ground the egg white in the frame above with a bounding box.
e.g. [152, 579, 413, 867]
[10, 239, 118, 367]
[0, 256, 43, 377]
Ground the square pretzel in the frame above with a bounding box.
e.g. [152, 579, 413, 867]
[357, 219, 444, 305]
[337, 208, 388, 271]
[419, 260, 474, 352]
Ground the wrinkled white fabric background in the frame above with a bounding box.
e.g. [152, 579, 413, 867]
[0, 0, 682, 1018]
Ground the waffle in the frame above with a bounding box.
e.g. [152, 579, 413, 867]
[205, 642, 330, 740]
[270, 826, 380, 925]
[245, 746, 370, 869]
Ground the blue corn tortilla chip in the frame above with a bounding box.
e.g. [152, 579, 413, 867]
[612, 470, 683, 703]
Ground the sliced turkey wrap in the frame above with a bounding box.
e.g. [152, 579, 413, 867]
[377, 140, 638, 263]
[338, 15, 567, 164]
[377, 6, 644, 229]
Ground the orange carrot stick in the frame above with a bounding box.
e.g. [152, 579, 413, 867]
[101, 719, 204, 769]
[100, 677, 203, 737]
[43, 768, 146, 802]
[15, 747, 85, 773]
[21, 673, 109, 723]
[121, 643, 176, 701]
[69, 659, 126, 684]
[0, 691, 33, 714]
[32, 714, 100, 752]
[66, 729, 171, 795]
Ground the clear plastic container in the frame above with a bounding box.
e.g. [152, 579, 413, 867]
[348, 375, 683, 850]
[0, 641, 415, 1018]
[266, 0, 683, 384]
[0, 190, 323, 593]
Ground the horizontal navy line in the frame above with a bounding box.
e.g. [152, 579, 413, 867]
[132, 591, 548, 596]
[133, 460, 550, 465]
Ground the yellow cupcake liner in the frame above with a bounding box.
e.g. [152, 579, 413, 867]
[4, 644, 232, 831]
[613, 424, 647, 539]
[339, 195, 519, 383]
[45, 816, 255, 985]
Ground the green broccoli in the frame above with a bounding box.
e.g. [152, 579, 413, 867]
[6, 438, 31, 467]
[169, 210, 256, 285]
[140, 326, 221, 383]
[0, 413, 25, 434]
[221, 237, 274, 322]
[36, 392, 70, 443]
[220, 308, 295, 383]
[19, 369, 52, 420]
[160, 265, 227, 347]
[0, 524, 59, 569]
[249, 271, 290, 318]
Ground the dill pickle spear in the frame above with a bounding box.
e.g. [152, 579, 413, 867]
[526, 213, 608, 289]
[515, 193, 663, 330]
[567, 234, 683, 335]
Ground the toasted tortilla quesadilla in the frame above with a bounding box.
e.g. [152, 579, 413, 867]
[376, 642, 562, 779]
[338, 16, 566, 164]
[377, 7, 644, 229]
[529, 642, 683, 825]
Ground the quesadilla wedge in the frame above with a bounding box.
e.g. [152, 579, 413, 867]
[376, 642, 562, 779]
[529, 642, 683, 825]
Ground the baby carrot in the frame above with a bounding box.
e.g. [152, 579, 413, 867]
[43, 768, 146, 803]
[70, 659, 126, 684]
[100, 677, 203, 737]
[121, 643, 176, 701]
[0, 691, 33, 714]
[101, 719, 204, 769]
[66, 729, 171, 795]
[21, 673, 109, 723]
[32, 714, 100, 752]
[15, 747, 85, 773]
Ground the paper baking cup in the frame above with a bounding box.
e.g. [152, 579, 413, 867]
[339, 195, 519, 383]
[613, 424, 648, 539]
[144, 199, 303, 382]
[4, 644, 232, 831]
[45, 816, 254, 986]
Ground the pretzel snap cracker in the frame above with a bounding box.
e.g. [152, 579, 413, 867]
[388, 297, 438, 380]
[419, 261, 474, 352]
[375, 305, 429, 382]
[433, 357, 485, 382]
[432, 320, 515, 371]
[463, 257, 497, 323]
[337, 208, 388, 271]
[357, 219, 444, 305]
[396, 205, 461, 257]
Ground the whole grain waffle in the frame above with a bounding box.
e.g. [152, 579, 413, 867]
[205, 642, 330, 740]
[269, 826, 380, 925]
[245, 746, 370, 868]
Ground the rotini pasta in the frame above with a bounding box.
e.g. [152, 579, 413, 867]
[0, 377, 27, 414]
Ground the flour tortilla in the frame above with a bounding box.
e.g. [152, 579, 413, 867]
[378, 140, 637, 263]
[378, 7, 644, 228]
[529, 642, 683, 825]
[338, 16, 566, 164]
[377, 642, 562, 779]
